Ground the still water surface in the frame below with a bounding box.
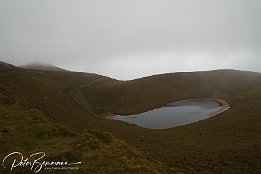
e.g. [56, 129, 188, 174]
[112, 100, 225, 129]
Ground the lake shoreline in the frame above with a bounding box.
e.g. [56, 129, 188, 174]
[106, 99, 230, 118]
[208, 99, 230, 117]
[105, 99, 230, 129]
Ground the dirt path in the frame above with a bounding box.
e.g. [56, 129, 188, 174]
[70, 77, 107, 119]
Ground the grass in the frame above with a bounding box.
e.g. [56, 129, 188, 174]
[77, 69, 261, 173]
[1, 62, 260, 173]
[70, 77, 110, 118]
[0, 105, 178, 173]
[0, 63, 180, 173]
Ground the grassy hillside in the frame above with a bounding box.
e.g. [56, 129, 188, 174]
[1, 61, 260, 173]
[0, 62, 180, 173]
[0, 105, 178, 174]
[80, 70, 261, 115]
[76, 69, 261, 173]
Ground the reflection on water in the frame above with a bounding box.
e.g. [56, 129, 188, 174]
[112, 100, 225, 129]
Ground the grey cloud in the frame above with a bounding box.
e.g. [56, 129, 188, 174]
[0, 0, 260, 79]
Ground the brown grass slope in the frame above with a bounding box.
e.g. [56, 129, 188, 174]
[78, 69, 261, 173]
[81, 70, 261, 115]
[0, 62, 179, 173]
[1, 61, 261, 173]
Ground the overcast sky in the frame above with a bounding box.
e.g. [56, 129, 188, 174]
[0, 0, 260, 79]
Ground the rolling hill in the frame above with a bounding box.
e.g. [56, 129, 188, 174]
[0, 62, 179, 173]
[78, 70, 261, 115]
[1, 61, 260, 173]
[74, 69, 261, 173]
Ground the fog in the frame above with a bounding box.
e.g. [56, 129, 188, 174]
[0, 0, 260, 79]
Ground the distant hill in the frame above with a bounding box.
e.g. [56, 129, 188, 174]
[79, 69, 261, 115]
[0, 61, 19, 72]
[19, 62, 68, 71]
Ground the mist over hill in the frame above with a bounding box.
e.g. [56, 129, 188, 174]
[19, 62, 68, 72]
